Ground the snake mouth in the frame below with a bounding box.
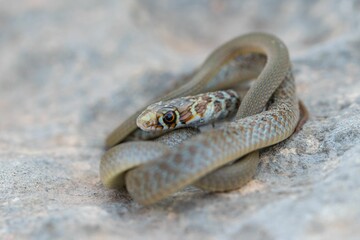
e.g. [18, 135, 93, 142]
[145, 125, 164, 131]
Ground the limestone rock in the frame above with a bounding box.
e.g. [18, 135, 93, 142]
[1, 0, 360, 239]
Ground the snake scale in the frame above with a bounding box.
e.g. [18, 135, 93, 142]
[100, 32, 303, 205]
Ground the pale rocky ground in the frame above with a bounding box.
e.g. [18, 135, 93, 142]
[1, 0, 360, 239]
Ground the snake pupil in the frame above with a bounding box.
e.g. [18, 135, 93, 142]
[163, 111, 175, 124]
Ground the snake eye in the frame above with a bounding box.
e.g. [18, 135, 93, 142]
[163, 111, 176, 124]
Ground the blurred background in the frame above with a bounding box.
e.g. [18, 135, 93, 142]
[1, 1, 360, 239]
[1, 0, 359, 148]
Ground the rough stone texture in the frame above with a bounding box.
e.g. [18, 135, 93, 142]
[1, 0, 360, 239]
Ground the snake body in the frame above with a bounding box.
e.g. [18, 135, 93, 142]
[100, 33, 301, 205]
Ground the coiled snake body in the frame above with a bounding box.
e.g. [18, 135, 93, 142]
[100, 33, 303, 205]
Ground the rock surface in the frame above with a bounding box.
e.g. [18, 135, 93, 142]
[1, 0, 360, 239]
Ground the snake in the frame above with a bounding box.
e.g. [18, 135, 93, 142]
[100, 32, 305, 205]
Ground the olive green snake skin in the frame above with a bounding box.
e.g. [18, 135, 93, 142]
[100, 32, 302, 205]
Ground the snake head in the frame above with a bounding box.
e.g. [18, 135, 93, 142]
[137, 90, 240, 132]
[137, 104, 180, 131]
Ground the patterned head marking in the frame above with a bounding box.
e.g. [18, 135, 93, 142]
[137, 90, 240, 132]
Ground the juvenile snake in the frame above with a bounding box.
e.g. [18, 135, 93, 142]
[100, 32, 303, 205]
